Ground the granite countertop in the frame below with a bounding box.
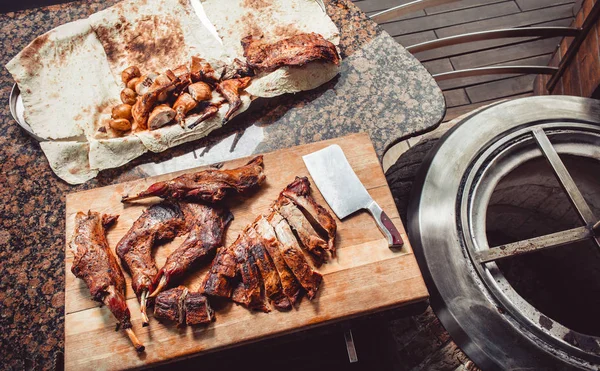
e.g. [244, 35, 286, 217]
[0, 0, 444, 368]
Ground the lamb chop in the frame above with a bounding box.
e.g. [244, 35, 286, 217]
[241, 33, 340, 73]
[69, 211, 144, 352]
[269, 212, 323, 299]
[274, 197, 328, 265]
[150, 203, 233, 298]
[281, 177, 337, 256]
[253, 216, 302, 305]
[121, 156, 265, 203]
[116, 202, 186, 326]
[246, 225, 291, 310]
[154, 286, 215, 326]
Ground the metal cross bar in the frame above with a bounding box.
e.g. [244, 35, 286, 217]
[433, 66, 557, 81]
[370, 0, 461, 24]
[532, 127, 600, 251]
[406, 27, 581, 53]
[476, 226, 593, 263]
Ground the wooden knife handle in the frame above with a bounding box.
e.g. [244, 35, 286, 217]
[366, 201, 404, 248]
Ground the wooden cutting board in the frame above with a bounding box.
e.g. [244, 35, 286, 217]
[64, 132, 428, 370]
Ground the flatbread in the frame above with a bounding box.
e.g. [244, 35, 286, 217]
[40, 141, 99, 184]
[6, 18, 120, 141]
[7, 0, 341, 184]
[89, 0, 226, 86]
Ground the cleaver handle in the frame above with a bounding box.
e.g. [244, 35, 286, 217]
[366, 201, 404, 248]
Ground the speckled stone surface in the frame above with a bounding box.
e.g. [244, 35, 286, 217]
[0, 0, 444, 368]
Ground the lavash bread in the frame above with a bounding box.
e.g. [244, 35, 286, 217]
[6, 0, 341, 184]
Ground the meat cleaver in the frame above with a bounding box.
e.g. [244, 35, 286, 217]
[303, 145, 404, 248]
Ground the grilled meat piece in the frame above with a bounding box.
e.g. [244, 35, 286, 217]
[185, 292, 215, 325]
[69, 211, 144, 352]
[241, 33, 340, 73]
[246, 225, 291, 311]
[231, 234, 270, 312]
[281, 177, 337, 256]
[253, 216, 302, 305]
[216, 77, 252, 123]
[154, 286, 188, 325]
[191, 56, 220, 84]
[150, 204, 234, 298]
[221, 58, 254, 81]
[116, 202, 185, 325]
[121, 156, 265, 203]
[269, 212, 323, 299]
[154, 287, 215, 326]
[202, 244, 238, 298]
[187, 104, 220, 129]
[275, 198, 328, 265]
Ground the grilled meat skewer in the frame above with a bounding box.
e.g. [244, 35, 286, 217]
[150, 203, 233, 298]
[121, 156, 265, 203]
[69, 211, 144, 352]
[116, 202, 186, 326]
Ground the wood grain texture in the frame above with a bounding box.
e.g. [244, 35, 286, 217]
[64, 133, 428, 370]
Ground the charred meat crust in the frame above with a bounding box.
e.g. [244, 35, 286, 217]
[231, 233, 270, 312]
[153, 203, 233, 292]
[253, 216, 302, 305]
[246, 226, 292, 311]
[70, 211, 132, 329]
[121, 156, 265, 203]
[241, 33, 340, 73]
[281, 176, 337, 256]
[274, 198, 328, 265]
[116, 202, 185, 296]
[154, 287, 215, 325]
[202, 243, 238, 298]
[269, 212, 323, 300]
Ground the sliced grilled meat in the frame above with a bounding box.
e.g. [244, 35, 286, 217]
[253, 216, 302, 305]
[150, 204, 233, 298]
[121, 156, 265, 203]
[69, 211, 144, 352]
[269, 212, 323, 299]
[116, 202, 185, 326]
[231, 233, 270, 312]
[154, 286, 188, 325]
[241, 33, 340, 73]
[185, 292, 215, 325]
[246, 225, 291, 311]
[202, 244, 238, 298]
[154, 287, 215, 326]
[281, 177, 337, 256]
[275, 198, 327, 265]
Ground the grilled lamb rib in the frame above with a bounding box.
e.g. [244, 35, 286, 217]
[121, 156, 265, 203]
[69, 211, 144, 352]
[201, 243, 238, 298]
[231, 234, 269, 312]
[116, 202, 186, 326]
[150, 203, 233, 298]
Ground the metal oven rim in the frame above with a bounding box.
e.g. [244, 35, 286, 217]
[407, 96, 600, 371]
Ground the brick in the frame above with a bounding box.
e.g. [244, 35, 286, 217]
[576, 29, 600, 96]
[562, 55, 583, 95]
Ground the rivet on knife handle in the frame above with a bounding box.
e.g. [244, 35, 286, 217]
[366, 201, 404, 248]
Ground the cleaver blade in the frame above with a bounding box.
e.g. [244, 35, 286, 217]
[303, 144, 403, 248]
